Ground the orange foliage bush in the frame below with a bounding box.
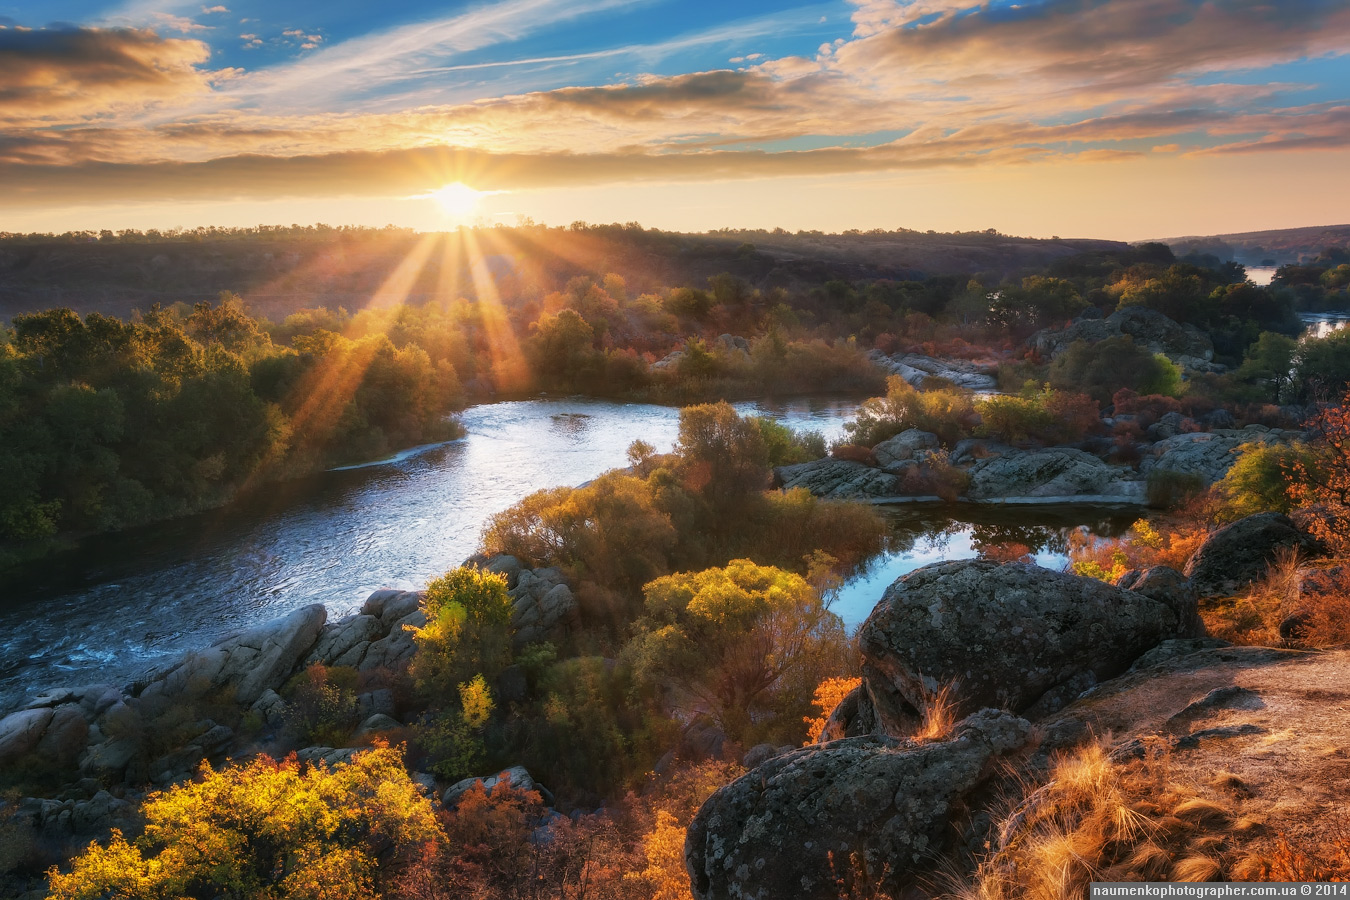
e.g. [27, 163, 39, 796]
[803, 676, 862, 744]
[830, 444, 878, 466]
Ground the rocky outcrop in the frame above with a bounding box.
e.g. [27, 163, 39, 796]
[1140, 426, 1295, 485]
[858, 561, 1203, 730]
[872, 428, 940, 470]
[443, 765, 540, 807]
[868, 351, 999, 391]
[685, 709, 1030, 900]
[1184, 512, 1320, 597]
[965, 447, 1143, 501]
[508, 567, 579, 649]
[1030, 306, 1216, 370]
[774, 458, 900, 499]
[1116, 566, 1202, 638]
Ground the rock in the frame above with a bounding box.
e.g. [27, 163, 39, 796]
[869, 351, 999, 391]
[1146, 411, 1197, 441]
[227, 605, 328, 704]
[872, 429, 941, 468]
[356, 688, 397, 720]
[1200, 408, 1236, 430]
[297, 746, 359, 767]
[715, 334, 750, 354]
[1279, 611, 1313, 642]
[774, 458, 900, 499]
[483, 554, 524, 589]
[251, 689, 286, 725]
[358, 608, 423, 672]
[510, 577, 579, 650]
[80, 738, 142, 779]
[1116, 566, 1202, 637]
[1140, 427, 1292, 485]
[443, 765, 537, 807]
[818, 683, 878, 743]
[650, 350, 685, 372]
[1030, 306, 1215, 369]
[355, 714, 401, 736]
[681, 720, 730, 761]
[1129, 637, 1232, 671]
[1184, 513, 1320, 596]
[34, 705, 90, 766]
[685, 709, 1030, 900]
[0, 707, 54, 765]
[304, 614, 383, 668]
[741, 743, 779, 769]
[361, 590, 423, 630]
[858, 561, 1202, 730]
[949, 438, 1013, 467]
[965, 448, 1143, 501]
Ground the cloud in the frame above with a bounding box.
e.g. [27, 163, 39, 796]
[0, 26, 212, 125]
[201, 5, 228, 12]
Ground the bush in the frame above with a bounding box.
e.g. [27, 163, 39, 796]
[626, 560, 850, 746]
[407, 566, 513, 702]
[1048, 336, 1184, 403]
[282, 664, 360, 747]
[1213, 441, 1320, 521]
[843, 376, 977, 448]
[830, 443, 877, 465]
[47, 747, 440, 900]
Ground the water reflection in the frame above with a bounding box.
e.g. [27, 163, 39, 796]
[831, 504, 1140, 627]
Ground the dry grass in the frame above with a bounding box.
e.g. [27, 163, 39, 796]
[914, 682, 959, 743]
[1200, 547, 1302, 646]
[947, 742, 1255, 900]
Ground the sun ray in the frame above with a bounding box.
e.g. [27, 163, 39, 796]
[462, 227, 530, 393]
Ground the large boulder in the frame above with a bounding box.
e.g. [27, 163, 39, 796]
[509, 568, 579, 649]
[304, 614, 384, 668]
[685, 709, 1030, 900]
[774, 458, 899, 499]
[1184, 512, 1320, 596]
[1116, 566, 1202, 638]
[1030, 306, 1215, 369]
[1140, 426, 1293, 485]
[0, 707, 54, 766]
[965, 448, 1143, 501]
[872, 429, 940, 469]
[443, 765, 538, 807]
[858, 561, 1202, 730]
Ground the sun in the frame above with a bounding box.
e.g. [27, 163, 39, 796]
[428, 182, 483, 219]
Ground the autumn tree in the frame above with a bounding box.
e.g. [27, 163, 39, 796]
[1288, 392, 1350, 552]
[627, 559, 850, 745]
[407, 565, 514, 700]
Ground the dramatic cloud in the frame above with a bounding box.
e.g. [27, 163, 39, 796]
[0, 26, 212, 125]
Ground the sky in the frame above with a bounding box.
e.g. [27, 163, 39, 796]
[1, 0, 1349, 239]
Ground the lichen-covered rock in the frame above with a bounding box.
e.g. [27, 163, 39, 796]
[1115, 566, 1202, 637]
[1030, 306, 1215, 368]
[304, 614, 383, 667]
[1140, 427, 1293, 484]
[869, 351, 999, 391]
[1184, 512, 1320, 596]
[773, 458, 900, 499]
[817, 682, 877, 743]
[965, 448, 1142, 501]
[685, 709, 1030, 900]
[873, 429, 941, 468]
[858, 561, 1201, 729]
[509, 569, 579, 649]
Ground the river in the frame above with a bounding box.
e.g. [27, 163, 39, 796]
[0, 397, 1138, 713]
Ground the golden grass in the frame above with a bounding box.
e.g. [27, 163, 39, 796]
[914, 682, 959, 743]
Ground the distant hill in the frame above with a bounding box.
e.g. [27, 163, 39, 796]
[1158, 223, 1350, 266]
[0, 226, 1123, 322]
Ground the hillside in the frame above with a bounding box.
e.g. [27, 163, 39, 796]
[0, 226, 1123, 322]
[1161, 223, 1350, 265]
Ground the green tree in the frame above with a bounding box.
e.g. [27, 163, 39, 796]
[1236, 332, 1298, 402]
[626, 559, 850, 744]
[407, 565, 514, 700]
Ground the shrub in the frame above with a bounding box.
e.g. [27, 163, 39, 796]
[1048, 336, 1184, 403]
[627, 560, 850, 746]
[803, 676, 862, 745]
[1213, 441, 1320, 520]
[420, 675, 494, 780]
[830, 443, 878, 465]
[843, 376, 977, 448]
[282, 664, 360, 747]
[47, 746, 440, 900]
[407, 566, 513, 701]
[1287, 392, 1350, 553]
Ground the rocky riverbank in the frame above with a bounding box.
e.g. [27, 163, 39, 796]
[685, 512, 1344, 899]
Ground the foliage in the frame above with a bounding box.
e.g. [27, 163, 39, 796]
[627, 560, 850, 745]
[843, 376, 978, 448]
[1145, 469, 1207, 510]
[421, 675, 495, 780]
[1236, 331, 1299, 402]
[803, 676, 861, 744]
[1287, 391, 1350, 553]
[282, 664, 360, 747]
[1214, 441, 1320, 520]
[407, 566, 513, 700]
[47, 746, 440, 900]
[1047, 336, 1184, 402]
[976, 385, 1100, 445]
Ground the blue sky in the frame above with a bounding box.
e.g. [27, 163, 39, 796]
[1, 0, 1348, 237]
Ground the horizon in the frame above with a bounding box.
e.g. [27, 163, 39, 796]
[2, 0, 1349, 240]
